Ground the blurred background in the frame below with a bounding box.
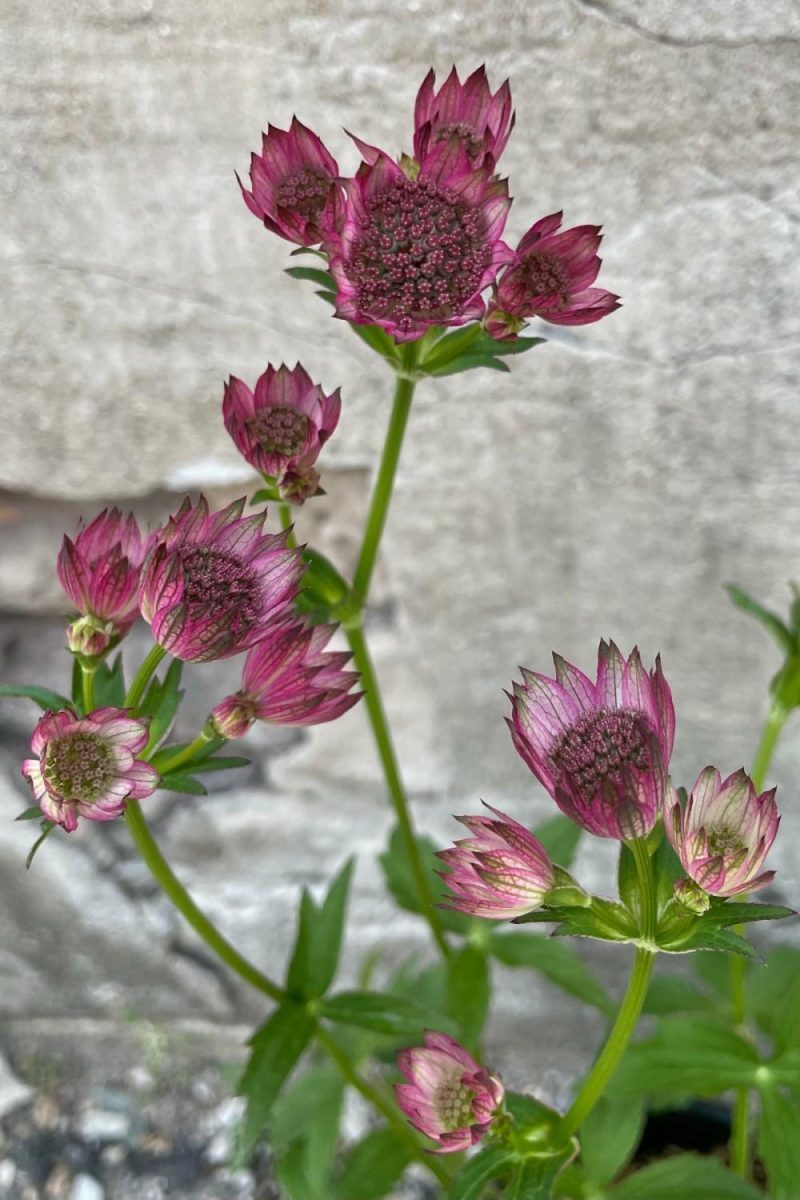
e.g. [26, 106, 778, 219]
[1, 0, 799, 1196]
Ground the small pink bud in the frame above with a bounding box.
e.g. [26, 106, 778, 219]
[396, 1032, 504, 1153]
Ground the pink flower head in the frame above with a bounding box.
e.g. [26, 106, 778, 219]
[666, 767, 780, 899]
[413, 65, 515, 166]
[21, 707, 158, 833]
[222, 364, 341, 503]
[437, 804, 555, 919]
[487, 212, 620, 335]
[138, 497, 303, 663]
[509, 642, 675, 841]
[57, 508, 151, 657]
[210, 618, 361, 737]
[327, 136, 512, 341]
[396, 1032, 504, 1153]
[238, 116, 342, 246]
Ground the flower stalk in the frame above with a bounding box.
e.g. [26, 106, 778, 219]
[125, 643, 167, 710]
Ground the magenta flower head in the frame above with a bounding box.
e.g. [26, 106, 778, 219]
[57, 508, 151, 657]
[327, 136, 512, 341]
[396, 1032, 504, 1153]
[437, 804, 555, 919]
[238, 116, 341, 246]
[138, 497, 303, 663]
[210, 618, 361, 738]
[486, 212, 620, 337]
[509, 642, 675, 841]
[666, 767, 780, 902]
[21, 707, 158, 833]
[222, 364, 341, 504]
[413, 65, 515, 166]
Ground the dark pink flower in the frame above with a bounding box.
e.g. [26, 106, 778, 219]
[138, 497, 303, 663]
[666, 768, 780, 900]
[209, 619, 361, 737]
[413, 65, 515, 166]
[326, 136, 512, 341]
[437, 804, 555, 919]
[222, 364, 341, 503]
[22, 707, 158, 833]
[238, 117, 342, 246]
[509, 642, 675, 841]
[396, 1032, 504, 1153]
[487, 212, 620, 334]
[57, 509, 151, 657]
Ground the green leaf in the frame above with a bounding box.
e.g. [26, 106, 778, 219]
[319, 991, 456, 1039]
[428, 353, 511, 376]
[15, 806, 44, 822]
[611, 1153, 763, 1199]
[185, 754, 251, 774]
[489, 931, 613, 1013]
[665, 926, 762, 960]
[92, 654, 126, 708]
[447, 945, 490, 1047]
[275, 1142, 322, 1200]
[334, 1128, 411, 1200]
[579, 1097, 643, 1186]
[286, 860, 355, 999]
[418, 323, 483, 372]
[506, 1147, 575, 1200]
[347, 322, 401, 366]
[758, 1087, 800, 1200]
[301, 547, 351, 607]
[157, 772, 207, 796]
[139, 659, 183, 752]
[0, 684, 74, 713]
[746, 944, 800, 1051]
[449, 1144, 517, 1200]
[478, 333, 546, 356]
[271, 1064, 344, 1195]
[726, 584, 794, 653]
[611, 1018, 759, 1097]
[236, 1002, 315, 1161]
[515, 898, 637, 944]
[285, 265, 336, 290]
[642, 975, 715, 1015]
[699, 901, 795, 928]
[532, 815, 582, 868]
[651, 833, 684, 914]
[380, 825, 470, 935]
[617, 844, 640, 919]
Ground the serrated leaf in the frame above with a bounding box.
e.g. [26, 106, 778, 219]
[477, 333, 546, 356]
[611, 1153, 763, 1199]
[450, 1144, 517, 1200]
[334, 1128, 411, 1200]
[666, 925, 762, 960]
[275, 1141, 322, 1200]
[579, 1097, 643, 1186]
[157, 772, 207, 796]
[139, 658, 183, 752]
[285, 265, 336, 289]
[319, 990, 456, 1039]
[611, 1018, 759, 1097]
[447, 945, 490, 1048]
[758, 1087, 800, 1200]
[236, 1002, 315, 1162]
[726, 585, 794, 653]
[286, 860, 355, 999]
[532, 814, 582, 868]
[0, 684, 74, 713]
[489, 932, 613, 1013]
[506, 1147, 575, 1200]
[92, 654, 127, 708]
[699, 901, 795, 928]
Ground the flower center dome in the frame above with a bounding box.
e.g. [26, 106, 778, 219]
[180, 547, 261, 631]
[549, 708, 650, 798]
[275, 166, 332, 222]
[44, 732, 116, 802]
[248, 406, 309, 458]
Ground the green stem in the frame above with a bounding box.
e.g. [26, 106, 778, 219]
[278, 502, 297, 549]
[124, 798, 284, 1002]
[315, 1025, 450, 1186]
[558, 840, 657, 1138]
[347, 623, 450, 959]
[156, 728, 216, 776]
[729, 700, 789, 1176]
[125, 644, 167, 710]
[80, 662, 97, 714]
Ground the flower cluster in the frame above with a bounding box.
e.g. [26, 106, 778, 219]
[239, 65, 618, 342]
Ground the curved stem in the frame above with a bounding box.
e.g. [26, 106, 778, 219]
[347, 623, 450, 959]
[124, 797, 284, 1002]
[156, 728, 216, 776]
[315, 1025, 450, 1186]
[125, 644, 166, 710]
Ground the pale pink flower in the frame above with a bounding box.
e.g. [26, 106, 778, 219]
[326, 135, 512, 341]
[666, 767, 780, 899]
[437, 804, 554, 919]
[138, 497, 303, 663]
[210, 619, 361, 737]
[509, 642, 675, 840]
[223, 364, 341, 503]
[238, 117, 341, 246]
[396, 1032, 504, 1153]
[413, 65, 515, 166]
[57, 509, 151, 657]
[22, 708, 158, 833]
[487, 212, 620, 336]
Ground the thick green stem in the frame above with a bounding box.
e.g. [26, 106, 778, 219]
[125, 644, 166, 710]
[278, 502, 297, 548]
[156, 728, 216, 776]
[558, 840, 657, 1138]
[729, 701, 789, 1177]
[80, 662, 96, 714]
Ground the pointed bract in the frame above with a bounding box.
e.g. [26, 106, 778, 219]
[413, 65, 515, 167]
[395, 1032, 504, 1153]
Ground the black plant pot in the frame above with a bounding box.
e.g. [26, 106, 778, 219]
[634, 1101, 732, 1162]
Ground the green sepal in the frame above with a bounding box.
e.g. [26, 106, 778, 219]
[0, 684, 75, 714]
[298, 547, 351, 621]
[286, 859, 355, 1000]
[419, 326, 546, 377]
[16, 806, 44, 822]
[417, 323, 484, 372]
[318, 990, 457, 1039]
[545, 865, 591, 908]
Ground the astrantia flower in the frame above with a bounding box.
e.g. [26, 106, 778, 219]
[22, 708, 158, 833]
[509, 642, 675, 841]
[238, 117, 341, 246]
[327, 137, 512, 341]
[223, 364, 341, 503]
[396, 1032, 504, 1153]
[666, 767, 780, 899]
[437, 804, 555, 919]
[486, 212, 620, 335]
[138, 497, 303, 663]
[210, 618, 361, 738]
[413, 65, 515, 166]
[57, 508, 151, 657]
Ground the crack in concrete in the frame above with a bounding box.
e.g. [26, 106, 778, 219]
[571, 0, 800, 48]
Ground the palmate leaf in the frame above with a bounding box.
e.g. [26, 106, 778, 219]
[610, 1153, 763, 1199]
[758, 1087, 800, 1200]
[611, 1017, 760, 1098]
[578, 1096, 644, 1187]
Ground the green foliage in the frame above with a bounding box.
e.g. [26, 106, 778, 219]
[271, 1064, 344, 1200]
[286, 859, 355, 1000]
[726, 585, 794, 654]
[319, 990, 456, 1039]
[447, 944, 490, 1048]
[333, 1128, 412, 1200]
[380, 824, 470, 935]
[236, 1002, 316, 1161]
[489, 931, 613, 1014]
[611, 1018, 760, 1098]
[137, 658, 183, 751]
[0, 684, 74, 713]
[514, 897, 638, 944]
[746, 943, 800, 1052]
[532, 814, 582, 868]
[610, 1154, 763, 1199]
[419, 325, 546, 376]
[157, 772, 208, 796]
[449, 1144, 518, 1200]
[91, 653, 127, 708]
[758, 1086, 800, 1200]
[578, 1097, 644, 1187]
[642, 974, 715, 1015]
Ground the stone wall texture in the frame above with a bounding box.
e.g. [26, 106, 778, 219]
[1, 0, 800, 1184]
